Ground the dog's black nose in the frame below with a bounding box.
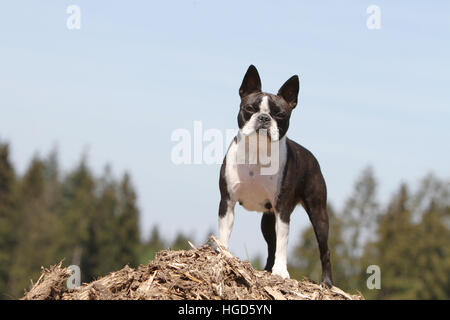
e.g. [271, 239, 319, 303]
[257, 114, 271, 123]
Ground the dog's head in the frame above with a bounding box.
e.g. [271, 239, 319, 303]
[237, 65, 299, 141]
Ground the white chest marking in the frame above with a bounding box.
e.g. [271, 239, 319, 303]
[224, 136, 287, 212]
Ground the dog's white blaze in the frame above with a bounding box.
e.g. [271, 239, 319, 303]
[260, 95, 270, 113]
[272, 214, 290, 279]
[260, 96, 280, 141]
[218, 201, 235, 248]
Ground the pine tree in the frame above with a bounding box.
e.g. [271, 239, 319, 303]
[340, 166, 379, 289]
[41, 149, 66, 263]
[359, 175, 450, 299]
[89, 167, 121, 276]
[1, 146, 144, 297]
[140, 225, 166, 264]
[148, 225, 166, 250]
[116, 173, 140, 268]
[8, 157, 49, 297]
[0, 143, 18, 299]
[409, 175, 450, 299]
[362, 184, 416, 299]
[413, 205, 450, 299]
[60, 160, 97, 282]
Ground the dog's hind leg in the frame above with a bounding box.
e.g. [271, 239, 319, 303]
[303, 195, 333, 287]
[261, 212, 276, 271]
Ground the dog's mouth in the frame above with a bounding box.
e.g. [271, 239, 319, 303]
[241, 119, 279, 142]
[255, 122, 271, 132]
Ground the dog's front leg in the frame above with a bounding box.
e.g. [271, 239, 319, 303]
[271, 212, 290, 279]
[218, 199, 236, 249]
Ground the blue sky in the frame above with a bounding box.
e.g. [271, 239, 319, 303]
[1, 1, 449, 261]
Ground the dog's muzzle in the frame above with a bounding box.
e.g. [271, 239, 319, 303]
[256, 114, 271, 130]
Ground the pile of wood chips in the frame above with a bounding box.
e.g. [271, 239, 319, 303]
[22, 236, 362, 300]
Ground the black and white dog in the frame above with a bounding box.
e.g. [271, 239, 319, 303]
[218, 65, 333, 287]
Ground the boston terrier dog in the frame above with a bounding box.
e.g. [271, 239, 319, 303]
[218, 65, 333, 287]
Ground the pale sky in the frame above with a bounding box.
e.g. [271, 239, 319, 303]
[1, 1, 449, 261]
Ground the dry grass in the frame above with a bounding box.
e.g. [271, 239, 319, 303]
[22, 236, 362, 300]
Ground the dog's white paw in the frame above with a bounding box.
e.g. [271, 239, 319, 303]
[271, 264, 290, 279]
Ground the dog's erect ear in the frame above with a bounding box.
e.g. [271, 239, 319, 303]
[239, 65, 262, 98]
[278, 75, 299, 109]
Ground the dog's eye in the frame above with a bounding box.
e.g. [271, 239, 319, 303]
[274, 111, 287, 119]
[243, 105, 256, 113]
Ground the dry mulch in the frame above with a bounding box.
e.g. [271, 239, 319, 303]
[22, 236, 363, 300]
